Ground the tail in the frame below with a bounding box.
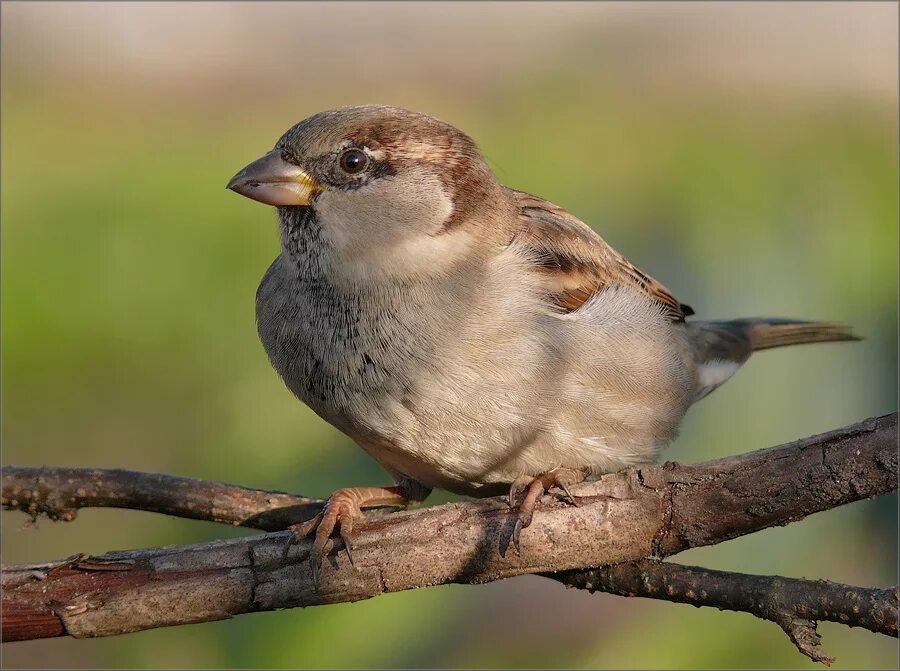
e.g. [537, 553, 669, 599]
[744, 319, 860, 350]
[688, 318, 860, 401]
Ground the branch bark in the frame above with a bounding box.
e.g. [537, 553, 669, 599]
[554, 560, 899, 665]
[2, 413, 897, 665]
[1, 467, 321, 530]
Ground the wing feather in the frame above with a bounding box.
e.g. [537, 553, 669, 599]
[507, 189, 692, 322]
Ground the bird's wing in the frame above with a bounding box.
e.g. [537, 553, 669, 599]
[507, 189, 692, 322]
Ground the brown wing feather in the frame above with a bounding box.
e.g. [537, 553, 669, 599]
[508, 189, 691, 322]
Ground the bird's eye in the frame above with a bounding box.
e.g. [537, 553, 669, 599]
[339, 149, 368, 174]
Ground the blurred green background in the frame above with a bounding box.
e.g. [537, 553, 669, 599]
[2, 2, 897, 668]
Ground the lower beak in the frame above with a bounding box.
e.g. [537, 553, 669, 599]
[226, 149, 322, 207]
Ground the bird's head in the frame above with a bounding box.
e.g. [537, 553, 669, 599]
[228, 105, 510, 281]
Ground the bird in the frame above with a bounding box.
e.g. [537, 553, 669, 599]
[227, 104, 858, 578]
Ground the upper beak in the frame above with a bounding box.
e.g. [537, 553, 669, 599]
[226, 149, 322, 207]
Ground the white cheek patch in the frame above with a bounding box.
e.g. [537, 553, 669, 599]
[388, 227, 476, 277]
[315, 169, 468, 282]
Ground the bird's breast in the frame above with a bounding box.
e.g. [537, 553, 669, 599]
[255, 255, 441, 433]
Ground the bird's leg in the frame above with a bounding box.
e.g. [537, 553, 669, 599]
[507, 468, 587, 552]
[289, 486, 409, 587]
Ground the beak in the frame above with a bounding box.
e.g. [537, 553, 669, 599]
[226, 149, 322, 206]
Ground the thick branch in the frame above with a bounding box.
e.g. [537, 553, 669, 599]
[5, 413, 896, 544]
[2, 413, 897, 660]
[554, 560, 899, 665]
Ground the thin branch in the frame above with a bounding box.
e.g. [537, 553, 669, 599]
[553, 560, 899, 665]
[1, 467, 321, 530]
[2, 413, 897, 666]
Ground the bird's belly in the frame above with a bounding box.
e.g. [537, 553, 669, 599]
[265, 330, 691, 496]
[352, 394, 677, 497]
[258, 260, 694, 495]
[345, 349, 693, 496]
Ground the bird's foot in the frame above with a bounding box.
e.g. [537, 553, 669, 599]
[507, 468, 587, 553]
[288, 485, 407, 588]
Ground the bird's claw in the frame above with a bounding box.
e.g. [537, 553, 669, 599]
[512, 516, 524, 554]
[508, 474, 532, 509]
[506, 469, 586, 555]
[289, 490, 363, 588]
[557, 481, 580, 507]
[338, 517, 355, 566]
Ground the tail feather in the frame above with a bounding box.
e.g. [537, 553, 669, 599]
[688, 318, 860, 401]
[747, 319, 860, 351]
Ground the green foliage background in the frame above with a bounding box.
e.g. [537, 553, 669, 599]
[2, 3, 897, 669]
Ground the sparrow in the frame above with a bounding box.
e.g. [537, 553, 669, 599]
[227, 105, 858, 576]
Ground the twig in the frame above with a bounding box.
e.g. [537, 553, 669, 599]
[1, 467, 321, 530]
[2, 413, 897, 665]
[552, 560, 899, 665]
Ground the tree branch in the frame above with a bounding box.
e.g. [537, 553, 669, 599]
[2, 413, 897, 665]
[1, 467, 321, 530]
[553, 560, 899, 665]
